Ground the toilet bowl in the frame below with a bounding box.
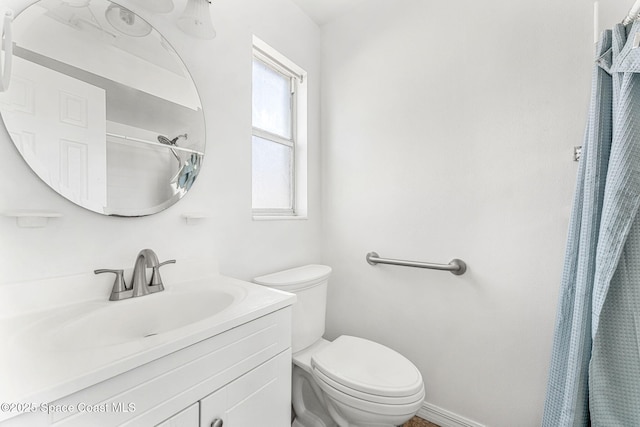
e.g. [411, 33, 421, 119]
[254, 265, 425, 427]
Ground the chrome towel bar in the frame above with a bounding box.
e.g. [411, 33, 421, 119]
[366, 252, 467, 276]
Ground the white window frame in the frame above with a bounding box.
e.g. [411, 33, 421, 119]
[252, 36, 308, 220]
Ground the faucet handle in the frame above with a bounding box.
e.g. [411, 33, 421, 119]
[94, 269, 130, 301]
[149, 259, 176, 290]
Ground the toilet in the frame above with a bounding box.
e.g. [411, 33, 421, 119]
[254, 265, 425, 427]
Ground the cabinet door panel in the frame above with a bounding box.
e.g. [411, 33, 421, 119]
[201, 350, 291, 427]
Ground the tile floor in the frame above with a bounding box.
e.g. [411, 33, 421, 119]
[403, 416, 440, 427]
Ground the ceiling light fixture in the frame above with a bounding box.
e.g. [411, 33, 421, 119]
[105, 4, 152, 37]
[177, 0, 215, 40]
[62, 0, 91, 6]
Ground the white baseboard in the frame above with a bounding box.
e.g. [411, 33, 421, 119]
[418, 401, 485, 427]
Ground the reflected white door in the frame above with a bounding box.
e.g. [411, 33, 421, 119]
[0, 56, 107, 211]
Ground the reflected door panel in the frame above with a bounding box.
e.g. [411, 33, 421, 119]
[1, 56, 107, 211]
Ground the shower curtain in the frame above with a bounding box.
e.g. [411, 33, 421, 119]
[543, 21, 640, 426]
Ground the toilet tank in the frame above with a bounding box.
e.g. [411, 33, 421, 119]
[254, 265, 332, 353]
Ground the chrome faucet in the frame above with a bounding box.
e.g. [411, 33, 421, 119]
[131, 249, 160, 297]
[95, 249, 175, 301]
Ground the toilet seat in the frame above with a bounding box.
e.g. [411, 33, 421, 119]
[312, 367, 425, 405]
[313, 371, 425, 417]
[310, 336, 424, 402]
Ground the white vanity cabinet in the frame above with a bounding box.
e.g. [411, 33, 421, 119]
[157, 403, 199, 427]
[1, 307, 293, 427]
[199, 350, 291, 427]
[157, 350, 291, 427]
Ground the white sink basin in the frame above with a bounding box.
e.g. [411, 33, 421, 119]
[10, 286, 240, 352]
[0, 271, 295, 412]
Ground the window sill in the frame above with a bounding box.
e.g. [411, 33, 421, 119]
[252, 215, 308, 221]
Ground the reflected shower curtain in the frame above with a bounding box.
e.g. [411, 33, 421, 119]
[543, 22, 640, 426]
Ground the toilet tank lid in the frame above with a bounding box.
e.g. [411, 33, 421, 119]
[254, 264, 332, 290]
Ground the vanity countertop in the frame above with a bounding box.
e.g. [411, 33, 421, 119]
[0, 269, 295, 423]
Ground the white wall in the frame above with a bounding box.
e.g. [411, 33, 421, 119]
[320, 0, 593, 425]
[0, 0, 322, 284]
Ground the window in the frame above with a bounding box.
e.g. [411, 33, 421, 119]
[252, 37, 307, 218]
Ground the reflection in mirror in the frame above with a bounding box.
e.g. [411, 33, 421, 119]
[0, 0, 205, 216]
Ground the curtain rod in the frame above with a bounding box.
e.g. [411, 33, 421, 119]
[106, 132, 204, 156]
[623, 0, 640, 25]
[595, 0, 640, 44]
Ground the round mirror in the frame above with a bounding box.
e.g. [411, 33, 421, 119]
[0, 0, 205, 216]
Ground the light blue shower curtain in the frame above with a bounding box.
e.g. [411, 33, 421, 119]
[543, 21, 640, 426]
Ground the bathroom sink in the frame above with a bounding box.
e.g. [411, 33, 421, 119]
[11, 287, 238, 352]
[0, 270, 296, 419]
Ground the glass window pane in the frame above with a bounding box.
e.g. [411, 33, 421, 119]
[252, 59, 292, 139]
[252, 136, 292, 209]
